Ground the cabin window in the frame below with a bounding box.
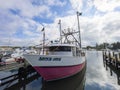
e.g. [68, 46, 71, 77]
[49, 46, 71, 51]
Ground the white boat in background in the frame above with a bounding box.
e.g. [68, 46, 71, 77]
[1, 50, 13, 57]
[1, 47, 37, 65]
[24, 12, 86, 81]
[11, 48, 37, 58]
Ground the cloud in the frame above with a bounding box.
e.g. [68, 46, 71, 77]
[80, 10, 120, 45]
[93, 0, 120, 12]
[98, 11, 120, 43]
[44, 0, 67, 7]
[70, 0, 83, 11]
[0, 0, 50, 18]
[0, 0, 120, 46]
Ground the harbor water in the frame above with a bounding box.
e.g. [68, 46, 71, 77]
[0, 51, 120, 90]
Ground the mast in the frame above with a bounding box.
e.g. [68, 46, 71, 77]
[76, 11, 82, 48]
[58, 20, 62, 44]
[41, 27, 45, 54]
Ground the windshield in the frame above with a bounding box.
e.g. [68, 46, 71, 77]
[49, 46, 71, 51]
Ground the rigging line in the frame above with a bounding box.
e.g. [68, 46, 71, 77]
[67, 30, 80, 45]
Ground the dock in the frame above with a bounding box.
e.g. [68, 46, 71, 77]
[0, 65, 40, 89]
[103, 50, 120, 69]
[0, 62, 25, 71]
[103, 59, 120, 85]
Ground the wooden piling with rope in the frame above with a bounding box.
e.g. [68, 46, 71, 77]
[103, 50, 120, 69]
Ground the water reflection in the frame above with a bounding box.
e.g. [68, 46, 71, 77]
[1, 51, 120, 90]
[104, 60, 120, 85]
[0, 63, 86, 90]
[85, 51, 120, 90]
[42, 65, 86, 90]
[3, 73, 40, 90]
[0, 69, 42, 90]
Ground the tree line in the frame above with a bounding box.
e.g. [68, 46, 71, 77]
[86, 42, 120, 50]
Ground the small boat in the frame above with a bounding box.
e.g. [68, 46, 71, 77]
[24, 12, 86, 81]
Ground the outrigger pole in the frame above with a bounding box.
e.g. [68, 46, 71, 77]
[76, 11, 82, 48]
[58, 20, 62, 44]
[41, 27, 45, 54]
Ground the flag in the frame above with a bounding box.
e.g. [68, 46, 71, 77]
[77, 11, 82, 16]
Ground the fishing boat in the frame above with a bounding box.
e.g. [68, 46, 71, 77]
[24, 12, 86, 81]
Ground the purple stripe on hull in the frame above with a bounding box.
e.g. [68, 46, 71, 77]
[34, 62, 85, 81]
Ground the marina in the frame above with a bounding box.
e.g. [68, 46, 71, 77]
[0, 51, 120, 90]
[0, 0, 120, 89]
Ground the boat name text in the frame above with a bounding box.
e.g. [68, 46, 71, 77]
[39, 57, 61, 61]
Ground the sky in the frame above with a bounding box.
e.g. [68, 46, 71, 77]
[0, 0, 120, 47]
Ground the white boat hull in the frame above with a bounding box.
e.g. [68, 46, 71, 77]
[24, 54, 85, 67]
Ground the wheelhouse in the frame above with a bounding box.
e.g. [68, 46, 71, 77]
[43, 44, 81, 56]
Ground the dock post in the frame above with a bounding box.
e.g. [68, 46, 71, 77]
[103, 51, 105, 61]
[115, 54, 118, 69]
[119, 53, 120, 60]
[103, 51, 106, 67]
[117, 75, 120, 85]
[112, 52, 115, 65]
[105, 51, 107, 63]
[108, 51, 111, 64]
[113, 52, 115, 56]
[110, 68, 113, 76]
[118, 53, 120, 69]
[119, 53, 120, 63]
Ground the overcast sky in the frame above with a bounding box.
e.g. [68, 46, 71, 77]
[0, 0, 120, 47]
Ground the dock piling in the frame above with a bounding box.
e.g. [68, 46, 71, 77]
[103, 50, 120, 70]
